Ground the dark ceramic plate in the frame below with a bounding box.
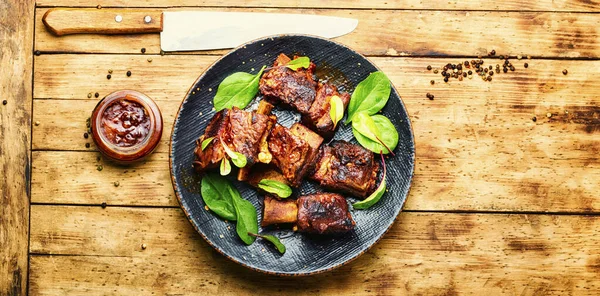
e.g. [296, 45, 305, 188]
[170, 35, 415, 276]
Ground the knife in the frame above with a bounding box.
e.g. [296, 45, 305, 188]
[42, 9, 358, 51]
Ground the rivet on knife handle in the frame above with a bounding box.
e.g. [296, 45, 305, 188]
[42, 8, 163, 36]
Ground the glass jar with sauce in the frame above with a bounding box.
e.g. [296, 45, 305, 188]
[91, 90, 163, 163]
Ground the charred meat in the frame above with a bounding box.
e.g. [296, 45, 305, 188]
[259, 53, 317, 114]
[296, 193, 355, 234]
[193, 107, 274, 175]
[267, 123, 323, 187]
[303, 82, 350, 137]
[262, 195, 298, 227]
[311, 140, 379, 199]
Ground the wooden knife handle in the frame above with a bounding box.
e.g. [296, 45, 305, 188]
[42, 8, 163, 36]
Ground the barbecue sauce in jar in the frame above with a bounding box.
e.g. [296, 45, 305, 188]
[91, 90, 162, 163]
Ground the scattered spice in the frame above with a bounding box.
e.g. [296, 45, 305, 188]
[126, 70, 132, 77]
[433, 69, 439, 74]
[517, 55, 522, 60]
[147, 58, 153, 63]
[97, 164, 103, 171]
[2, 100, 7, 105]
[101, 202, 107, 208]
[510, 66, 515, 71]
[141, 243, 147, 250]
[427, 65, 432, 70]
[96, 4, 102, 9]
[34, 50, 41, 56]
[524, 63, 528, 68]
[443, 77, 449, 83]
[562, 69, 568, 75]
[84, 133, 89, 139]
[35, 121, 40, 126]
[95, 92, 99, 98]
[487, 76, 492, 81]
[547, 112, 552, 118]
[85, 143, 91, 148]
[532, 116, 537, 122]
[108, 69, 113, 74]
[430, 80, 435, 85]
[107, 74, 111, 80]
[160, 50, 165, 56]
[489, 49, 496, 56]
[87, 93, 92, 98]
[141, 48, 146, 54]
[114, 181, 120, 187]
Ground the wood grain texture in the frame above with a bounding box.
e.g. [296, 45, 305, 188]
[35, 8, 600, 57]
[42, 8, 163, 36]
[35, 0, 600, 12]
[0, 1, 34, 295]
[29, 206, 600, 295]
[32, 55, 600, 211]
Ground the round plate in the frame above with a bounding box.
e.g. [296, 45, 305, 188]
[170, 35, 415, 276]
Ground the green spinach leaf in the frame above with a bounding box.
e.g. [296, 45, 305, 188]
[229, 187, 258, 245]
[248, 232, 286, 254]
[346, 71, 391, 123]
[352, 112, 395, 155]
[201, 136, 215, 151]
[257, 179, 292, 198]
[329, 95, 344, 129]
[200, 173, 237, 220]
[353, 153, 387, 209]
[213, 65, 266, 111]
[220, 140, 247, 168]
[220, 158, 231, 176]
[352, 114, 398, 155]
[285, 57, 310, 71]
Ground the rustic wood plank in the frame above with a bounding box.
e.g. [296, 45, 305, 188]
[0, 1, 34, 295]
[31, 151, 175, 206]
[35, 0, 600, 12]
[35, 7, 600, 57]
[29, 206, 600, 295]
[31, 56, 600, 211]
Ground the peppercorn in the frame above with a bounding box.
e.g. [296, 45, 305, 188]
[87, 93, 92, 98]
[114, 181, 120, 187]
[504, 60, 510, 65]
[458, 76, 463, 81]
[484, 68, 488, 73]
[430, 80, 435, 85]
[489, 65, 493, 70]
[489, 71, 494, 76]
[524, 63, 528, 68]
[97, 165, 103, 171]
[35, 121, 40, 126]
[503, 67, 508, 73]
[499, 55, 505, 60]
[141, 48, 146, 53]
[34, 50, 41, 56]
[427, 65, 432, 70]
[444, 77, 449, 83]
[2, 100, 7, 105]
[441, 71, 447, 77]
[97, 4, 102, 9]
[487, 76, 493, 81]
[467, 70, 473, 75]
[451, 64, 456, 70]
[532, 116, 537, 122]
[160, 50, 165, 56]
[141, 243, 147, 250]
[475, 64, 480, 69]
[457, 64, 462, 70]
[426, 93, 432, 99]
[108, 69, 113, 74]
[433, 69, 439, 74]
[490, 50, 496, 56]
[84, 133, 89, 139]
[562, 69, 568, 75]
[107, 74, 111, 80]
[147, 58, 153, 63]
[510, 66, 515, 71]
[495, 68, 500, 74]
[95, 92, 99, 98]
[443, 66, 448, 71]
[453, 73, 458, 78]
[126, 70, 132, 77]
[471, 60, 476, 65]
[101, 202, 107, 208]
[85, 143, 90, 148]
[464, 61, 469, 67]
[463, 72, 467, 77]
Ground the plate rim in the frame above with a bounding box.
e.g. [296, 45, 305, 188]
[169, 34, 416, 276]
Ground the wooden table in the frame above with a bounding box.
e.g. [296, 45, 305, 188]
[2, 1, 600, 295]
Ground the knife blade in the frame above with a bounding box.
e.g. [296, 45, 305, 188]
[42, 9, 358, 52]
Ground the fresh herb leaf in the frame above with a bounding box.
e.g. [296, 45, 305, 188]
[200, 173, 237, 220]
[346, 71, 391, 123]
[229, 187, 258, 245]
[329, 95, 344, 129]
[352, 112, 395, 155]
[257, 179, 292, 198]
[220, 158, 231, 176]
[220, 139, 247, 168]
[213, 65, 266, 111]
[353, 153, 387, 209]
[248, 232, 286, 254]
[352, 114, 398, 155]
[201, 136, 215, 151]
[285, 57, 310, 71]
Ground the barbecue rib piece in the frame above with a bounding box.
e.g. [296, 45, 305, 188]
[311, 140, 379, 199]
[238, 101, 276, 181]
[262, 195, 298, 227]
[303, 82, 351, 137]
[193, 107, 275, 175]
[262, 194, 355, 234]
[267, 123, 323, 187]
[296, 193, 355, 234]
[259, 53, 317, 114]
